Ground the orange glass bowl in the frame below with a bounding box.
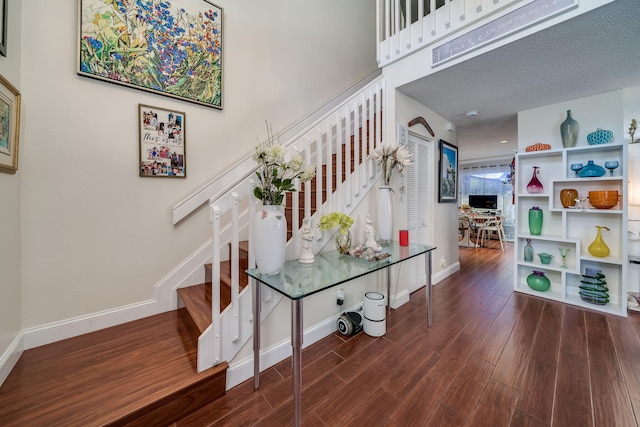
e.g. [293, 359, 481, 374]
[588, 191, 619, 209]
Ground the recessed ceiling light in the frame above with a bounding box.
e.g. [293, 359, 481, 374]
[466, 110, 479, 117]
[499, 140, 509, 144]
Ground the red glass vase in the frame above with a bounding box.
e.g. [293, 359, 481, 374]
[526, 166, 544, 194]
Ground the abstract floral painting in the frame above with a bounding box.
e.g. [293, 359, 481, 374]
[78, 0, 223, 108]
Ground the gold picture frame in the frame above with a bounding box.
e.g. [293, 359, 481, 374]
[0, 73, 21, 174]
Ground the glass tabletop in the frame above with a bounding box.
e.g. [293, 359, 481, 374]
[246, 241, 436, 300]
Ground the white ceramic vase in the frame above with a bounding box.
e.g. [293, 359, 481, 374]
[253, 205, 287, 275]
[377, 186, 393, 243]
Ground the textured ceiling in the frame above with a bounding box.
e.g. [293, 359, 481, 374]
[397, 0, 640, 161]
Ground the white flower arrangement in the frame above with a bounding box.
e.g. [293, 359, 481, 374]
[369, 144, 412, 186]
[253, 122, 316, 206]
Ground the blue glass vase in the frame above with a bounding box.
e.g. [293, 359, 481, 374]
[577, 160, 606, 178]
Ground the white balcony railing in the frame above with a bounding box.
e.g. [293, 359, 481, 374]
[376, 0, 527, 67]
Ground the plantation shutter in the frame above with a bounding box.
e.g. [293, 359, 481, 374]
[406, 134, 432, 292]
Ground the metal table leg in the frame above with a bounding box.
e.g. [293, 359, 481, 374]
[292, 299, 303, 427]
[253, 280, 261, 390]
[387, 266, 391, 312]
[426, 251, 432, 327]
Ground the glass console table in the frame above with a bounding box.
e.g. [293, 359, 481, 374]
[246, 241, 436, 427]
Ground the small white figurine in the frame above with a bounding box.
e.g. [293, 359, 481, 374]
[363, 215, 382, 253]
[298, 218, 315, 263]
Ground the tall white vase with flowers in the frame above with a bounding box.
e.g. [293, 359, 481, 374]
[369, 145, 412, 243]
[252, 122, 316, 275]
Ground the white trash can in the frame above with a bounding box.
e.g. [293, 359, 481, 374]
[363, 292, 386, 337]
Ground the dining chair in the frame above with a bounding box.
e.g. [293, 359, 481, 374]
[458, 216, 475, 248]
[477, 216, 505, 251]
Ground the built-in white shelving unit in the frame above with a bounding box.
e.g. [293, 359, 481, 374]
[514, 143, 628, 316]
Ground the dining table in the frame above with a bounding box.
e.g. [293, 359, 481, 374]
[459, 213, 497, 247]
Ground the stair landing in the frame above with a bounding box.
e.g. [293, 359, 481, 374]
[0, 310, 227, 426]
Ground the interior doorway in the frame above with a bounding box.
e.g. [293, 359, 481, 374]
[459, 159, 515, 241]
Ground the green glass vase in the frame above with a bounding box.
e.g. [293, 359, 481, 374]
[527, 270, 551, 292]
[528, 207, 543, 236]
[335, 229, 352, 254]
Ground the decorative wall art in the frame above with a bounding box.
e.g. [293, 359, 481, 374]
[0, 74, 21, 174]
[139, 104, 186, 178]
[0, 0, 6, 57]
[78, 0, 223, 109]
[438, 139, 458, 203]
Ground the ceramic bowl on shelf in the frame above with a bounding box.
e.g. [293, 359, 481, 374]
[537, 253, 554, 264]
[525, 142, 552, 152]
[588, 190, 619, 209]
[587, 128, 614, 145]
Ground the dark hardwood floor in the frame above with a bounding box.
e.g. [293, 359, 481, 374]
[174, 243, 640, 426]
[0, 310, 228, 426]
[2, 242, 640, 426]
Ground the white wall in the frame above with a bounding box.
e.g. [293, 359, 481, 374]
[0, 0, 23, 380]
[394, 92, 460, 281]
[517, 90, 625, 151]
[13, 1, 376, 329]
[624, 86, 640, 291]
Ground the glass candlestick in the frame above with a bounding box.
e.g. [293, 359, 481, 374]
[604, 160, 619, 176]
[570, 163, 583, 177]
[559, 247, 570, 268]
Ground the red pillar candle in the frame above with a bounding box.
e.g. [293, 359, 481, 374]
[399, 230, 409, 246]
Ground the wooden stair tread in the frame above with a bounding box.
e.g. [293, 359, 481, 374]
[178, 284, 212, 335]
[0, 310, 227, 426]
[179, 246, 249, 336]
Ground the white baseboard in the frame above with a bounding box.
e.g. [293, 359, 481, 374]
[432, 261, 460, 284]
[225, 289, 414, 390]
[19, 239, 212, 351]
[22, 299, 163, 350]
[0, 332, 24, 386]
[226, 310, 341, 390]
[390, 288, 411, 308]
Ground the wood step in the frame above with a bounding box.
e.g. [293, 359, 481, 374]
[178, 241, 249, 336]
[0, 310, 228, 426]
[178, 283, 213, 336]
